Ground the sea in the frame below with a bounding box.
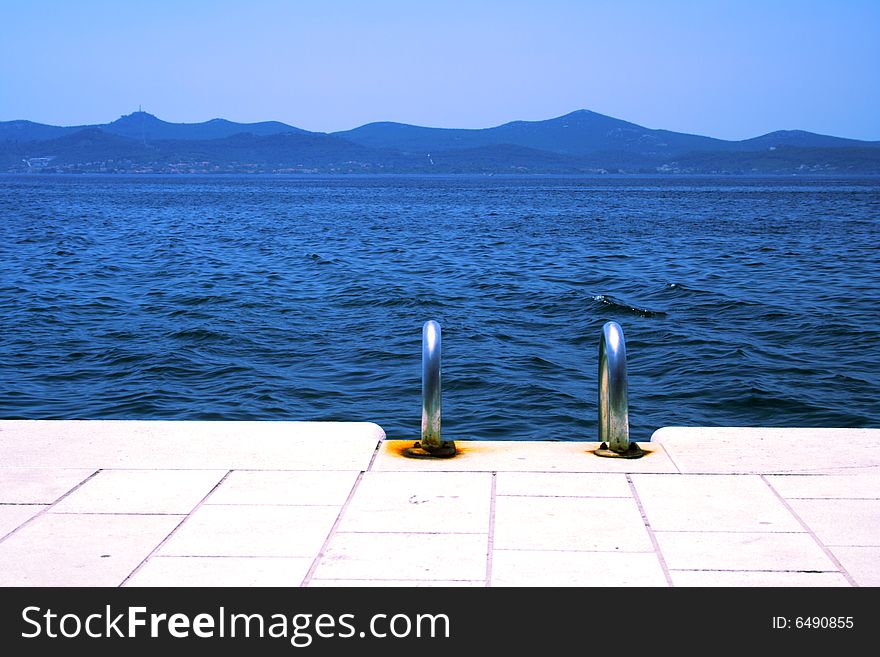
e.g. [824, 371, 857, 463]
[1, 173, 878, 441]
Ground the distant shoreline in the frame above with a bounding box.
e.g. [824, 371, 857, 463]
[4, 171, 880, 179]
[5, 109, 880, 175]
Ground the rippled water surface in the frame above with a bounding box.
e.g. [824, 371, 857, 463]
[1, 174, 878, 440]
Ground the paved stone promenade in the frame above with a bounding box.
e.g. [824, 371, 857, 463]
[1, 421, 877, 587]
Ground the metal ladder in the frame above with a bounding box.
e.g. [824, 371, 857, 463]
[402, 319, 644, 458]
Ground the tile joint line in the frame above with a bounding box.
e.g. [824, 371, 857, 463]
[659, 444, 683, 474]
[0, 468, 103, 545]
[365, 440, 382, 472]
[759, 474, 858, 587]
[485, 472, 497, 587]
[118, 469, 233, 587]
[626, 473, 674, 587]
[301, 470, 366, 587]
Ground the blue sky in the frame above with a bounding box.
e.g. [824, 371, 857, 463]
[2, 0, 878, 139]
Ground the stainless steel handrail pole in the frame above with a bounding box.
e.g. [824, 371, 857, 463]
[403, 320, 456, 458]
[596, 321, 644, 458]
[421, 319, 442, 449]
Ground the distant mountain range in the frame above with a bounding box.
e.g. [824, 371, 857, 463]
[2, 109, 879, 174]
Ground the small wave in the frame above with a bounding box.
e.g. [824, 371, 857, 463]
[523, 355, 559, 370]
[664, 282, 715, 296]
[173, 294, 232, 307]
[373, 297, 441, 308]
[592, 294, 665, 318]
[306, 253, 335, 265]
[167, 328, 230, 343]
[98, 351, 148, 367]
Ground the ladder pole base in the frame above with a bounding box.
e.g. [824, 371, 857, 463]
[403, 441, 457, 459]
[593, 442, 646, 459]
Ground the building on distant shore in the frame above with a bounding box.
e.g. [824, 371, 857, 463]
[23, 156, 55, 169]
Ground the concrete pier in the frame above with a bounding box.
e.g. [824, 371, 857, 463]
[1, 421, 877, 587]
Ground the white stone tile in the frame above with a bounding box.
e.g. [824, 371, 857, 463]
[491, 549, 667, 587]
[0, 505, 46, 537]
[308, 579, 485, 587]
[51, 469, 226, 514]
[158, 505, 340, 557]
[655, 532, 837, 572]
[786, 498, 880, 546]
[337, 472, 491, 534]
[828, 546, 880, 586]
[0, 513, 182, 586]
[207, 471, 358, 506]
[372, 440, 677, 473]
[0, 468, 96, 504]
[631, 474, 801, 532]
[0, 420, 382, 470]
[495, 472, 631, 498]
[493, 496, 652, 552]
[669, 570, 850, 587]
[766, 474, 880, 499]
[653, 427, 880, 474]
[125, 556, 314, 587]
[313, 532, 487, 581]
